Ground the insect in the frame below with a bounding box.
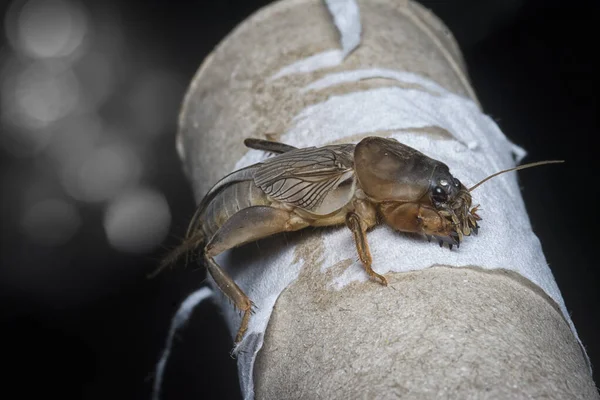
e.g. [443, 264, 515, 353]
[151, 136, 562, 344]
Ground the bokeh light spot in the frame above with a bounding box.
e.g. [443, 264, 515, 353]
[103, 187, 171, 254]
[0, 60, 82, 156]
[62, 141, 143, 203]
[14, 62, 81, 128]
[6, 0, 88, 59]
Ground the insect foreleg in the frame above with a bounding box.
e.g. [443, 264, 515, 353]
[346, 212, 388, 286]
[379, 203, 459, 248]
[204, 205, 310, 343]
[243, 138, 298, 154]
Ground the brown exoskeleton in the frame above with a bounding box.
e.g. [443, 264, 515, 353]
[152, 136, 562, 344]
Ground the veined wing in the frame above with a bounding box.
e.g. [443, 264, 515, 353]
[254, 144, 356, 215]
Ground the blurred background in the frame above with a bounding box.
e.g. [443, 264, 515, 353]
[0, 0, 597, 398]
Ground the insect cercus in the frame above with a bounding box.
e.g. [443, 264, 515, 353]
[151, 136, 562, 344]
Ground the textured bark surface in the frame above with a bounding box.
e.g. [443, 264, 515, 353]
[177, 0, 597, 398]
[256, 265, 597, 399]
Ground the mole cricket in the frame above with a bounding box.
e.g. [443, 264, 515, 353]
[151, 136, 562, 344]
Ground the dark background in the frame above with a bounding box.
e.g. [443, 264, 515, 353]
[1, 0, 597, 399]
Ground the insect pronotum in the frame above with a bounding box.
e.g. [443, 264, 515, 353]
[151, 136, 562, 344]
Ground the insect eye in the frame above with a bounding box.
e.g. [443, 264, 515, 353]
[432, 186, 448, 203]
[453, 178, 461, 188]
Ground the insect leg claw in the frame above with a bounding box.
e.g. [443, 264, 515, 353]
[371, 272, 388, 286]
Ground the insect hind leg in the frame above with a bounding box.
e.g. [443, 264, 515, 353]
[204, 254, 255, 343]
[204, 205, 309, 344]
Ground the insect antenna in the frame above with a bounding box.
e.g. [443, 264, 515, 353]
[468, 160, 564, 192]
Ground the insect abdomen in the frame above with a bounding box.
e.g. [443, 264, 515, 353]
[201, 180, 270, 239]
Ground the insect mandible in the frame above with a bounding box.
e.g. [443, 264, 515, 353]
[151, 136, 562, 344]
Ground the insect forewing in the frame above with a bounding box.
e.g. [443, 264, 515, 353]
[254, 144, 356, 215]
